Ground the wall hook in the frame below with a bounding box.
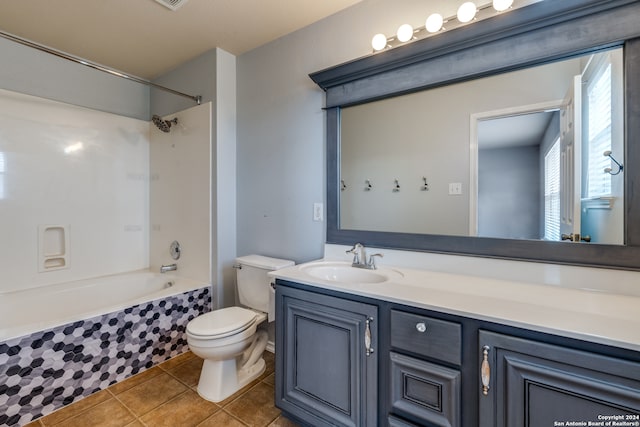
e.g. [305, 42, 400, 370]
[341, 179, 347, 191]
[603, 150, 623, 175]
[421, 177, 429, 191]
[365, 179, 372, 191]
[393, 179, 400, 192]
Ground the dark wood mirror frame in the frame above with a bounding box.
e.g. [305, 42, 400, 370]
[311, 0, 640, 270]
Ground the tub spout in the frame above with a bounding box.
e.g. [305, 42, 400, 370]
[160, 263, 177, 273]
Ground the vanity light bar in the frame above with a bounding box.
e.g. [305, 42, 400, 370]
[371, 0, 541, 52]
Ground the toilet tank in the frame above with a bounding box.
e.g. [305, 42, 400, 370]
[236, 255, 294, 312]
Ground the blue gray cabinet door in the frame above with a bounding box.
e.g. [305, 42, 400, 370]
[275, 285, 378, 427]
[478, 330, 640, 426]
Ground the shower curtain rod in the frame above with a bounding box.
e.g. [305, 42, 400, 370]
[0, 30, 202, 105]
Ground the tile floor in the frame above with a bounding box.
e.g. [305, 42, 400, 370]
[25, 351, 300, 427]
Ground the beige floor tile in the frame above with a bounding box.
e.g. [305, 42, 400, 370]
[40, 389, 111, 426]
[197, 410, 248, 427]
[263, 351, 275, 371]
[116, 372, 187, 416]
[139, 389, 219, 427]
[268, 415, 302, 427]
[257, 352, 275, 382]
[158, 350, 197, 372]
[107, 366, 163, 395]
[215, 352, 275, 408]
[45, 398, 134, 427]
[165, 356, 204, 387]
[262, 372, 275, 386]
[225, 382, 281, 427]
[216, 376, 263, 408]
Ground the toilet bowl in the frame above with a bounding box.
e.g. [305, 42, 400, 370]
[186, 255, 294, 402]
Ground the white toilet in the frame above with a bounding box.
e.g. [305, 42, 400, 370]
[186, 255, 294, 402]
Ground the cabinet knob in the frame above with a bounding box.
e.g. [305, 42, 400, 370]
[415, 322, 427, 333]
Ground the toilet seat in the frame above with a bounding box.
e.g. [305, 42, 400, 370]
[187, 306, 257, 339]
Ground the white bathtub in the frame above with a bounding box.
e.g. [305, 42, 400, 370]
[0, 270, 211, 427]
[0, 270, 209, 342]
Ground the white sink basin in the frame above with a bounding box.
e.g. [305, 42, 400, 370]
[300, 262, 403, 284]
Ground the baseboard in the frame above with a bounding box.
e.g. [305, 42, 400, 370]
[266, 340, 275, 353]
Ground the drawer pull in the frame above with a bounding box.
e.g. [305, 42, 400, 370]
[365, 317, 374, 356]
[415, 322, 427, 333]
[481, 345, 491, 396]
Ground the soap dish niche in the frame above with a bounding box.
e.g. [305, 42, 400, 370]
[38, 225, 69, 272]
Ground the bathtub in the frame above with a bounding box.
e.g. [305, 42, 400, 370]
[0, 270, 212, 427]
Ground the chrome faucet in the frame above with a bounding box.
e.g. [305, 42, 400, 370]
[160, 263, 177, 273]
[346, 243, 383, 270]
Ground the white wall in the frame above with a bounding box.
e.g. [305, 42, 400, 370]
[0, 39, 219, 299]
[151, 48, 237, 309]
[0, 89, 150, 293]
[149, 103, 212, 283]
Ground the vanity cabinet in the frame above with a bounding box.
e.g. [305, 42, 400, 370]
[275, 284, 378, 427]
[275, 280, 640, 427]
[478, 330, 640, 427]
[388, 310, 462, 427]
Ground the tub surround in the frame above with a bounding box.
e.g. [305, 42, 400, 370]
[0, 285, 211, 427]
[270, 245, 640, 352]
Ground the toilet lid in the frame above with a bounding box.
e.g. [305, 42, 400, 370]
[187, 306, 257, 338]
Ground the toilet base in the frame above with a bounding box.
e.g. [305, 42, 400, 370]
[196, 356, 266, 403]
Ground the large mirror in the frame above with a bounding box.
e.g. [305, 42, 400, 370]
[340, 48, 624, 245]
[312, 0, 640, 270]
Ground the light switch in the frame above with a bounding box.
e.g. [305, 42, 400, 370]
[313, 203, 324, 221]
[449, 182, 462, 195]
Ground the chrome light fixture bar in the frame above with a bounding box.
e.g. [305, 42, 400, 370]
[0, 30, 202, 105]
[371, 0, 540, 52]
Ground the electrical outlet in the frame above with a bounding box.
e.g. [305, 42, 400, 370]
[313, 203, 324, 222]
[449, 182, 462, 195]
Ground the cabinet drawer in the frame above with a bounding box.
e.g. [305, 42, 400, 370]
[390, 352, 461, 427]
[390, 310, 461, 365]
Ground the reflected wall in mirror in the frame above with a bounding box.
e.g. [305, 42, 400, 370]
[340, 47, 624, 245]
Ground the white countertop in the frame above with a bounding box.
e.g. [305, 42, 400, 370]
[270, 247, 640, 353]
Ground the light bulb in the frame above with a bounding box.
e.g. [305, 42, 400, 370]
[371, 33, 388, 51]
[396, 24, 414, 43]
[425, 13, 444, 33]
[457, 2, 477, 23]
[493, 0, 513, 12]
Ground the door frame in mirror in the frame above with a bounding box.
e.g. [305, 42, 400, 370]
[313, 0, 640, 270]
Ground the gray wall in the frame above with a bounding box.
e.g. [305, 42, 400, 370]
[0, 37, 149, 120]
[478, 146, 541, 240]
[151, 49, 216, 118]
[235, 0, 588, 262]
[236, 0, 469, 263]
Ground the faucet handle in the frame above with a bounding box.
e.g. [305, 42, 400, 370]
[346, 243, 364, 265]
[367, 253, 383, 269]
[346, 243, 363, 253]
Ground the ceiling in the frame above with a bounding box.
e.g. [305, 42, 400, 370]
[0, 0, 363, 80]
[478, 111, 556, 150]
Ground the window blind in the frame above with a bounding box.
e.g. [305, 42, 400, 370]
[544, 138, 561, 241]
[586, 62, 612, 198]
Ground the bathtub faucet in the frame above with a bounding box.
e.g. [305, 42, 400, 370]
[160, 263, 177, 274]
